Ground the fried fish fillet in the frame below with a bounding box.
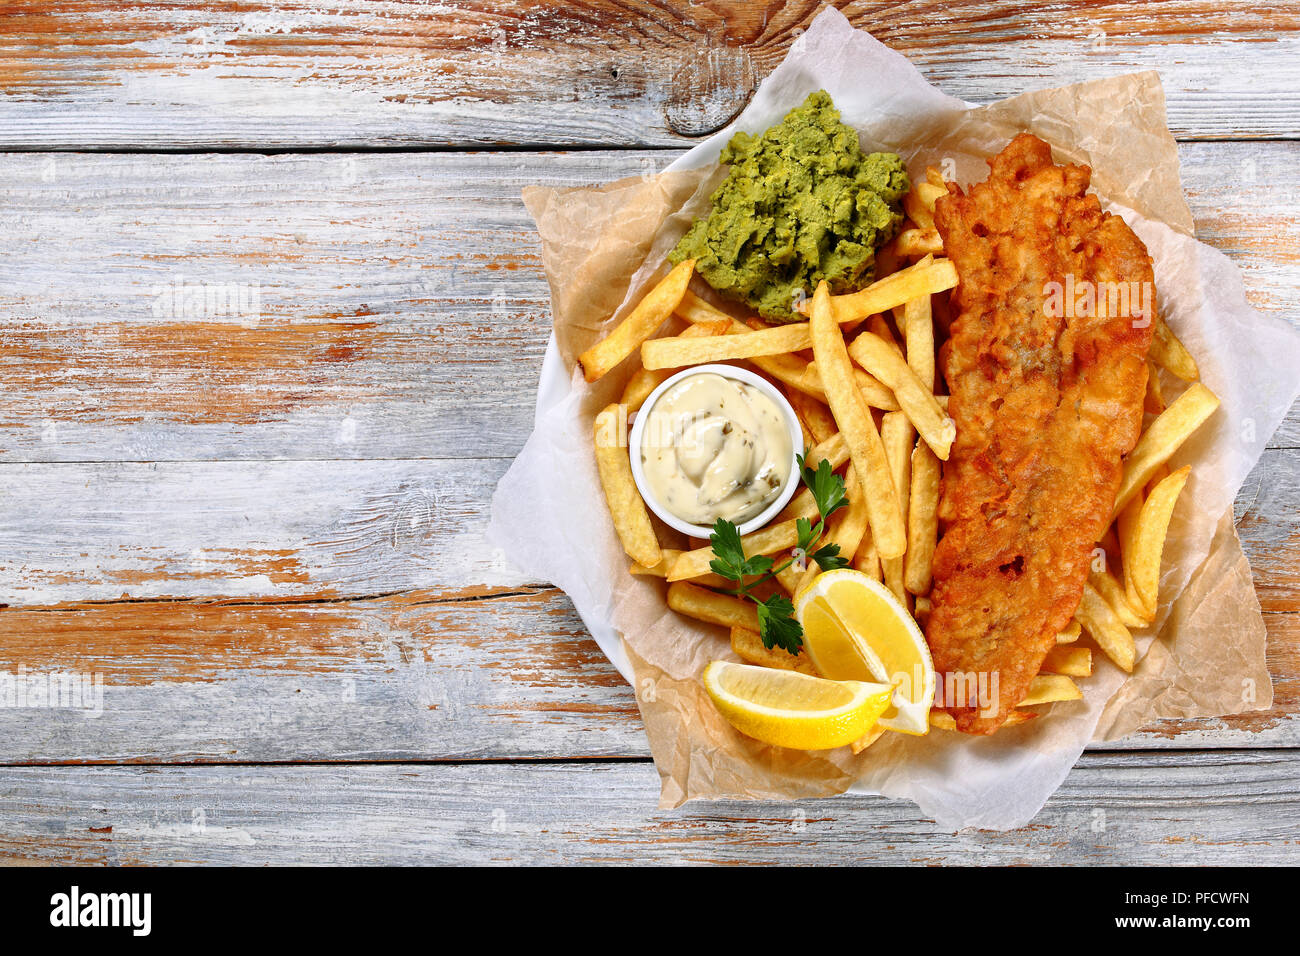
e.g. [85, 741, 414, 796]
[928, 134, 1155, 734]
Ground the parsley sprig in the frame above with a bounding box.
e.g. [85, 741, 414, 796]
[708, 454, 850, 654]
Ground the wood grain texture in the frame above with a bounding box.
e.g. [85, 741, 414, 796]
[0, 586, 648, 763]
[0, 144, 1295, 463]
[1, 1, 1297, 148]
[0, 452, 1293, 762]
[0, 459, 525, 604]
[0, 589, 1293, 764]
[0, 753, 1295, 864]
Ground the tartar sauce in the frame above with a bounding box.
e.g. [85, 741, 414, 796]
[639, 372, 793, 527]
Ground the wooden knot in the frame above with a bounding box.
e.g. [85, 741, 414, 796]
[664, 45, 755, 137]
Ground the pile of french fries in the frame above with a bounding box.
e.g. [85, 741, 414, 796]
[585, 167, 1218, 734]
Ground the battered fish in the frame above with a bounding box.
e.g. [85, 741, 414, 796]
[929, 134, 1155, 734]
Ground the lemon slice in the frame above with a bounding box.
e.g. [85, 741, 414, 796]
[703, 661, 892, 751]
[794, 568, 935, 735]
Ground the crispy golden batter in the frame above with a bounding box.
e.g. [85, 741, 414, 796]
[929, 134, 1155, 734]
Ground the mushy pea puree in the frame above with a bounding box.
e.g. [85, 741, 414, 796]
[669, 90, 908, 322]
[639, 373, 793, 527]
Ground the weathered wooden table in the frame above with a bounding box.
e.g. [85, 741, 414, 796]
[0, 3, 1296, 865]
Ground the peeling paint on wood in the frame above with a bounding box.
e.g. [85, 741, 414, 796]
[0, 753, 1294, 864]
[0, 2, 1297, 147]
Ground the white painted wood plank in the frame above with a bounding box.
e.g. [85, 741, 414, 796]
[0, 2, 1296, 148]
[0, 144, 1294, 463]
[0, 458, 525, 605]
[0, 753, 1294, 864]
[0, 587, 648, 764]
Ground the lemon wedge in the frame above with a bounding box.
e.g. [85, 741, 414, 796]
[703, 661, 892, 751]
[794, 568, 934, 735]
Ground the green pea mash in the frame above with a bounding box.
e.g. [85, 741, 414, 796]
[670, 90, 908, 322]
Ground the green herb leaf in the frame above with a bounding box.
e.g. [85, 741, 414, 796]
[795, 515, 817, 554]
[707, 518, 746, 581]
[709, 518, 776, 582]
[756, 593, 803, 654]
[800, 455, 849, 522]
[812, 542, 850, 572]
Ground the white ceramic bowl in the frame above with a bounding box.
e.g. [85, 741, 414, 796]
[628, 363, 804, 539]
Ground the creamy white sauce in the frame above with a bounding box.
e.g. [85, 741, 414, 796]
[639, 373, 793, 526]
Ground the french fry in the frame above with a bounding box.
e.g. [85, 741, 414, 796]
[850, 724, 887, 755]
[901, 293, 935, 391]
[916, 180, 947, 211]
[796, 484, 872, 592]
[808, 256, 958, 324]
[579, 259, 694, 382]
[1124, 465, 1191, 620]
[1116, 490, 1145, 613]
[775, 562, 804, 595]
[809, 281, 906, 560]
[1057, 620, 1082, 644]
[777, 433, 851, 522]
[868, 314, 905, 357]
[641, 322, 812, 369]
[847, 331, 954, 460]
[925, 167, 946, 188]
[793, 415, 816, 449]
[874, 240, 902, 283]
[1144, 361, 1166, 415]
[854, 525, 882, 581]
[895, 227, 944, 257]
[1042, 645, 1093, 678]
[803, 465, 872, 595]
[1151, 316, 1199, 381]
[673, 289, 739, 327]
[1076, 580, 1136, 672]
[632, 551, 735, 590]
[667, 581, 758, 632]
[805, 431, 850, 470]
[929, 710, 957, 731]
[667, 504, 817, 582]
[879, 413, 913, 603]
[674, 291, 900, 410]
[730, 626, 818, 674]
[903, 188, 935, 230]
[786, 390, 838, 445]
[1018, 673, 1083, 707]
[929, 709, 1035, 731]
[1112, 382, 1218, 518]
[1089, 566, 1150, 629]
[619, 321, 729, 412]
[912, 594, 932, 628]
[1145, 461, 1172, 494]
[629, 549, 680, 576]
[804, 361, 899, 411]
[593, 404, 662, 567]
[904, 438, 940, 596]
